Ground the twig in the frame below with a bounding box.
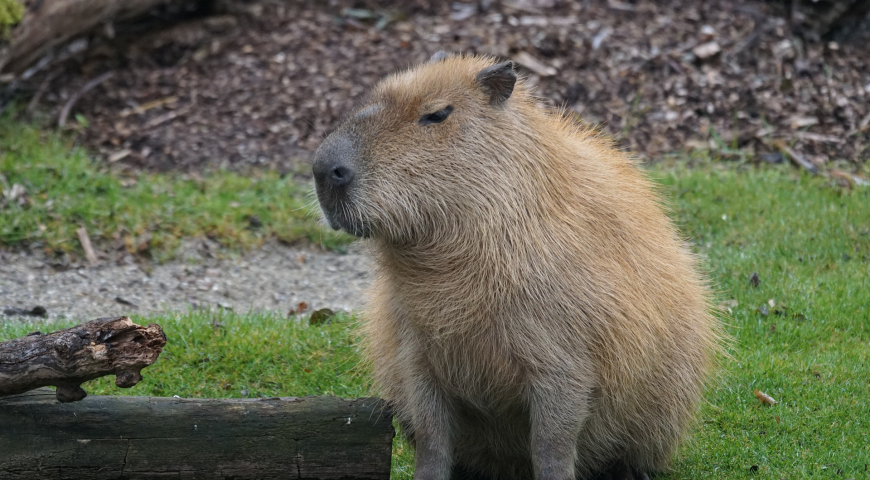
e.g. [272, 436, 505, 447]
[793, 131, 843, 144]
[143, 106, 190, 129]
[25, 71, 59, 114]
[847, 111, 870, 136]
[120, 96, 179, 117]
[512, 52, 557, 77]
[830, 169, 870, 188]
[21, 50, 57, 82]
[0, 78, 22, 116]
[727, 5, 768, 57]
[606, 0, 637, 12]
[772, 140, 817, 174]
[76, 226, 98, 265]
[58, 72, 114, 128]
[500, 0, 542, 14]
[108, 149, 132, 163]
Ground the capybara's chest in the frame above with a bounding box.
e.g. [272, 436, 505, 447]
[412, 320, 531, 405]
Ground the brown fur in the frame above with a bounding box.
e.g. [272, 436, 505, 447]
[314, 54, 723, 480]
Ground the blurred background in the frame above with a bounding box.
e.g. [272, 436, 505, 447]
[1, 0, 868, 174]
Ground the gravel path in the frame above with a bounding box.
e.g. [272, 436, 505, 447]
[0, 240, 373, 323]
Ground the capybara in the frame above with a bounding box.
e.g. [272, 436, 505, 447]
[313, 53, 722, 480]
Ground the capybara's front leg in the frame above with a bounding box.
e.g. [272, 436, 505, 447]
[411, 381, 455, 480]
[529, 378, 590, 480]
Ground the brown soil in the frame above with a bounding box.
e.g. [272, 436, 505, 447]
[13, 0, 870, 173]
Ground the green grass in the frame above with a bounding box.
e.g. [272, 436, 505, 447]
[0, 119, 351, 261]
[2, 165, 868, 478]
[659, 166, 870, 479]
[0, 311, 367, 399]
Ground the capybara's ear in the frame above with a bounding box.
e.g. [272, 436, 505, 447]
[429, 51, 449, 63]
[476, 61, 517, 106]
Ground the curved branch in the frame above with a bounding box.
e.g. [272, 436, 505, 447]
[0, 316, 166, 402]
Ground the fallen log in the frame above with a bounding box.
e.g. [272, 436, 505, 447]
[783, 0, 870, 42]
[821, 0, 870, 41]
[0, 0, 190, 75]
[0, 389, 394, 480]
[0, 316, 166, 402]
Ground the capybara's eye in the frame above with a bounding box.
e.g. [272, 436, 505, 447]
[419, 106, 454, 126]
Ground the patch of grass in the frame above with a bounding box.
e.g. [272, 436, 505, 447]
[0, 119, 352, 261]
[1, 166, 868, 479]
[657, 166, 870, 479]
[0, 311, 369, 399]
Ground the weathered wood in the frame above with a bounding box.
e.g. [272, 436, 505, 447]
[0, 317, 166, 402]
[785, 0, 870, 42]
[821, 0, 870, 41]
[0, 0, 187, 75]
[0, 389, 394, 480]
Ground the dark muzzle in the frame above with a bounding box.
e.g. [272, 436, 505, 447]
[312, 132, 367, 236]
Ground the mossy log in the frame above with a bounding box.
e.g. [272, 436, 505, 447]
[0, 388, 394, 479]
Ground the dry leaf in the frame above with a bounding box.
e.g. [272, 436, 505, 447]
[109, 149, 132, 162]
[692, 41, 721, 60]
[749, 272, 760, 288]
[754, 389, 778, 406]
[699, 25, 716, 41]
[296, 301, 308, 314]
[788, 116, 819, 129]
[606, 0, 636, 11]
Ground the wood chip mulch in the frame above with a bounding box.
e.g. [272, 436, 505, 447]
[13, 0, 870, 173]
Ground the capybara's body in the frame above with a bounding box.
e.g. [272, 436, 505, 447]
[313, 54, 721, 480]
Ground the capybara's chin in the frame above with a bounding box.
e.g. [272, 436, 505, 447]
[318, 202, 371, 238]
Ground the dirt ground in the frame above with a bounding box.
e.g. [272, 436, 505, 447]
[13, 0, 870, 173]
[1, 240, 373, 322]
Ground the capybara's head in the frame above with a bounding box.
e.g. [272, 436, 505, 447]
[313, 54, 525, 243]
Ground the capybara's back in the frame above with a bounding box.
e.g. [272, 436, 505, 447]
[312, 53, 723, 480]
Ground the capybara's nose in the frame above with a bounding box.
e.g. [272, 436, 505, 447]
[314, 161, 355, 189]
[313, 133, 357, 191]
